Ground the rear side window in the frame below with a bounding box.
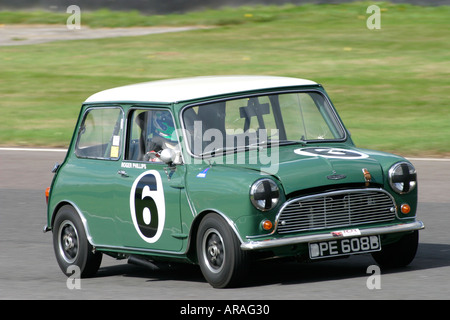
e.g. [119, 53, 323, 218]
[75, 107, 123, 160]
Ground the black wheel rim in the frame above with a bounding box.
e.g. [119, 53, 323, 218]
[202, 228, 225, 273]
[57, 220, 79, 264]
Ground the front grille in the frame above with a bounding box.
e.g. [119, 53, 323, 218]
[276, 189, 396, 234]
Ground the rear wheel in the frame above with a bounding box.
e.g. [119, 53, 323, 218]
[53, 205, 102, 278]
[372, 230, 419, 268]
[196, 214, 248, 288]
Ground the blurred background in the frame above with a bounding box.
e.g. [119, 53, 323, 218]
[0, 0, 449, 157]
[1, 0, 449, 13]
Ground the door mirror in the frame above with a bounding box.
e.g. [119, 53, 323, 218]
[160, 148, 177, 165]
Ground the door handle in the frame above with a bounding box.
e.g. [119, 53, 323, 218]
[117, 170, 129, 177]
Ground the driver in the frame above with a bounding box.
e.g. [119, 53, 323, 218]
[144, 111, 179, 162]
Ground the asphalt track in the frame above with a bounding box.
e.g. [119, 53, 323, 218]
[0, 148, 449, 301]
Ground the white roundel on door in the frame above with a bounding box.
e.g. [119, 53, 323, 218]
[130, 170, 166, 243]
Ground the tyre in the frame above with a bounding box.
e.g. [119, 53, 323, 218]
[196, 214, 248, 288]
[52, 205, 102, 278]
[372, 230, 419, 268]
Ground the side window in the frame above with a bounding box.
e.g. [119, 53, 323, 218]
[126, 109, 179, 162]
[75, 107, 123, 159]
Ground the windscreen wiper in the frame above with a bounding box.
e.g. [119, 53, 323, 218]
[278, 139, 307, 146]
[198, 142, 266, 158]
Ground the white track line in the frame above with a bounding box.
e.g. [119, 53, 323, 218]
[0, 147, 67, 152]
[2, 147, 450, 162]
[407, 157, 450, 162]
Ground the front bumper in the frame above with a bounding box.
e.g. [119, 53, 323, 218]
[240, 220, 424, 251]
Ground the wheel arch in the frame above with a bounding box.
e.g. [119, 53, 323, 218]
[50, 201, 94, 246]
[186, 209, 244, 263]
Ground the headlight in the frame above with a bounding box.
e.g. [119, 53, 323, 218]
[250, 179, 280, 211]
[389, 162, 417, 194]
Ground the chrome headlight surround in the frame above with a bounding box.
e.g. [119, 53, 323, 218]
[389, 162, 417, 194]
[250, 179, 280, 211]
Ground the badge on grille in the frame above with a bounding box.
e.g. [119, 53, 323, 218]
[362, 168, 371, 186]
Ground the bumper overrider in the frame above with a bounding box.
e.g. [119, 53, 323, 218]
[240, 220, 424, 251]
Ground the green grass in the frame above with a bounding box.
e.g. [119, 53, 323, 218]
[0, 2, 449, 157]
[1, 6, 296, 27]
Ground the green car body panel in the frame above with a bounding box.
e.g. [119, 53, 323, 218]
[45, 76, 423, 287]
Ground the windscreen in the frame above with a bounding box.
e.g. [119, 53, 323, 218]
[182, 91, 345, 157]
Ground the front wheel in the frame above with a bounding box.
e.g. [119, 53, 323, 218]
[52, 205, 102, 278]
[372, 230, 419, 268]
[196, 214, 248, 288]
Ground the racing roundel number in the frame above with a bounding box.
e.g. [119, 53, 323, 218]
[294, 147, 369, 160]
[130, 170, 165, 243]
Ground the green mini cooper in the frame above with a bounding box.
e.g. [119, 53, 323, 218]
[45, 75, 424, 288]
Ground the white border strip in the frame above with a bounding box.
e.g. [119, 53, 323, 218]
[0, 147, 67, 152]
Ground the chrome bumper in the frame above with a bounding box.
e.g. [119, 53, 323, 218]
[240, 220, 424, 251]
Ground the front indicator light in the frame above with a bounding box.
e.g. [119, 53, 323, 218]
[261, 220, 273, 231]
[401, 204, 411, 214]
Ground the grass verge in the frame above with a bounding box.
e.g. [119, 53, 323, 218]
[0, 2, 448, 157]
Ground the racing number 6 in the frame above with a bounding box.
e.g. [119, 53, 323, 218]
[135, 183, 159, 238]
[130, 170, 165, 243]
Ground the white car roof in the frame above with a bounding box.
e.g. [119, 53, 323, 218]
[84, 75, 317, 104]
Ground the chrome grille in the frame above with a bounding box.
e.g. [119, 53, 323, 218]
[276, 189, 396, 234]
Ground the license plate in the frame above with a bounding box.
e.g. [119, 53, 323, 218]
[309, 235, 381, 259]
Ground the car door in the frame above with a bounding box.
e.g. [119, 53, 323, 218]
[114, 107, 184, 252]
[68, 105, 126, 247]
